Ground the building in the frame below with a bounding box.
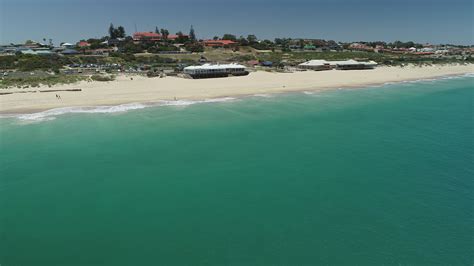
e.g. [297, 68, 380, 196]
[332, 60, 378, 70]
[298, 59, 377, 70]
[183, 63, 249, 79]
[102, 38, 125, 46]
[61, 49, 79, 55]
[298, 60, 331, 71]
[77, 41, 91, 48]
[17, 49, 53, 55]
[202, 40, 238, 48]
[133, 32, 162, 42]
[0, 45, 17, 54]
[60, 42, 75, 49]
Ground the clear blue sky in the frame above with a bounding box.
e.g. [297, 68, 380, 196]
[1, 0, 472, 45]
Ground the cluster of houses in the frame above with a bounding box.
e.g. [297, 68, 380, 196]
[285, 39, 472, 58]
[132, 32, 240, 48]
[348, 42, 472, 57]
[0, 33, 243, 56]
[0, 40, 118, 56]
[1, 35, 471, 59]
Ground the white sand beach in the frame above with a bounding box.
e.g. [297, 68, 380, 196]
[0, 64, 472, 114]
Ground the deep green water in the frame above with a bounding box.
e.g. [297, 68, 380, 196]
[0, 77, 473, 265]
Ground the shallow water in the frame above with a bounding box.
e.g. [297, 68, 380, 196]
[0, 76, 473, 265]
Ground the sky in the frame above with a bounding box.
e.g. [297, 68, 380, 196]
[0, 0, 473, 45]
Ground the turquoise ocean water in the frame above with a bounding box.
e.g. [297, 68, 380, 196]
[0, 76, 473, 265]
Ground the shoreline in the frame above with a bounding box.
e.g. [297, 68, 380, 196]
[1, 64, 472, 116]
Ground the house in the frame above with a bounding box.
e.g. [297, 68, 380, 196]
[77, 41, 91, 48]
[60, 42, 75, 49]
[61, 49, 79, 55]
[202, 40, 238, 48]
[133, 32, 162, 42]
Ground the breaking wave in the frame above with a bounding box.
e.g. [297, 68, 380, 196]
[8, 97, 236, 122]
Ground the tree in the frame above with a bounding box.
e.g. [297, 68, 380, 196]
[117, 26, 126, 38]
[238, 36, 249, 46]
[160, 29, 169, 40]
[109, 23, 116, 39]
[247, 34, 257, 44]
[189, 25, 196, 41]
[213, 36, 219, 40]
[155, 26, 160, 34]
[222, 34, 237, 41]
[175, 31, 188, 43]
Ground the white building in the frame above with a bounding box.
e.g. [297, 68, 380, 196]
[298, 59, 377, 70]
[183, 63, 249, 79]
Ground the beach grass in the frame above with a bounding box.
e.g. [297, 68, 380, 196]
[0, 75, 89, 89]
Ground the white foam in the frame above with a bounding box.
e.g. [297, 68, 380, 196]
[380, 73, 474, 87]
[9, 97, 237, 123]
[252, 93, 273, 98]
[159, 97, 236, 107]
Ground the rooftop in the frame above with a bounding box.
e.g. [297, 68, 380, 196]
[184, 63, 246, 70]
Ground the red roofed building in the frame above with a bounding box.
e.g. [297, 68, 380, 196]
[203, 40, 238, 48]
[77, 41, 91, 48]
[133, 32, 162, 42]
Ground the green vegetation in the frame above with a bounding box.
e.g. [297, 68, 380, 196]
[109, 24, 126, 39]
[189, 25, 196, 41]
[222, 34, 237, 41]
[0, 54, 69, 72]
[90, 74, 115, 82]
[0, 75, 88, 89]
[184, 43, 204, 53]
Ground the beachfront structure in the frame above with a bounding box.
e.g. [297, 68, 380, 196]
[298, 60, 332, 71]
[202, 40, 238, 48]
[334, 60, 377, 70]
[298, 59, 377, 70]
[183, 63, 249, 79]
